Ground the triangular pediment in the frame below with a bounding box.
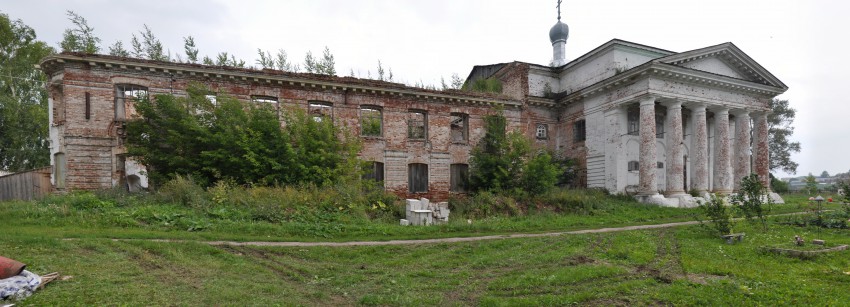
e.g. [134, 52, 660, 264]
[655, 43, 787, 89]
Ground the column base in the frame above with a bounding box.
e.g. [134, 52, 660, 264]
[769, 192, 785, 204]
[711, 189, 733, 195]
[634, 194, 680, 207]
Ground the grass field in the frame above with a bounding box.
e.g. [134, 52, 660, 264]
[3, 192, 849, 305]
[4, 222, 850, 305]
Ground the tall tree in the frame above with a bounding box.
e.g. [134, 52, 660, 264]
[183, 36, 198, 63]
[767, 99, 801, 174]
[59, 10, 100, 53]
[130, 24, 168, 61]
[0, 12, 54, 171]
[107, 40, 129, 57]
[304, 46, 336, 75]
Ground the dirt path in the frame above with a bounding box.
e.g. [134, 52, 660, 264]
[97, 212, 807, 248]
[197, 220, 703, 247]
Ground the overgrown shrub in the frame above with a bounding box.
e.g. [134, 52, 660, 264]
[697, 194, 736, 236]
[468, 111, 565, 196]
[730, 174, 773, 230]
[125, 83, 361, 188]
[449, 191, 520, 219]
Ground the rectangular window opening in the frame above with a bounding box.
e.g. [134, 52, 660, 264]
[450, 163, 469, 192]
[114, 84, 148, 122]
[309, 101, 333, 122]
[574, 119, 586, 142]
[627, 107, 639, 135]
[408, 110, 427, 140]
[85, 92, 91, 120]
[408, 163, 428, 193]
[450, 113, 468, 143]
[361, 106, 382, 137]
[363, 161, 385, 182]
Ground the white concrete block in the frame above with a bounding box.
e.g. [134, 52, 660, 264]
[400, 219, 410, 226]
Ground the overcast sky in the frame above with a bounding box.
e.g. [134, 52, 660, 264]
[3, 0, 846, 178]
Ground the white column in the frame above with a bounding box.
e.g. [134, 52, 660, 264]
[604, 106, 625, 193]
[638, 97, 658, 195]
[753, 112, 771, 190]
[712, 107, 732, 194]
[691, 104, 709, 194]
[664, 101, 685, 195]
[733, 110, 752, 191]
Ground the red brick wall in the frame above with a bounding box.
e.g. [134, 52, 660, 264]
[46, 59, 531, 201]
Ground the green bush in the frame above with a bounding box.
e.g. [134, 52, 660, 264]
[449, 191, 520, 219]
[41, 192, 115, 210]
[125, 83, 361, 188]
[697, 194, 735, 236]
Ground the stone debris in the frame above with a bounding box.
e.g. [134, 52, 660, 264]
[401, 198, 450, 226]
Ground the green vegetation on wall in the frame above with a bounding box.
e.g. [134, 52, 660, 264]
[125, 83, 361, 188]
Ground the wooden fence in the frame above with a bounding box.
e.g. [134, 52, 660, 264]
[0, 166, 52, 201]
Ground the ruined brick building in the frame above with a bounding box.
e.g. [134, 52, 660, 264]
[39, 14, 787, 205]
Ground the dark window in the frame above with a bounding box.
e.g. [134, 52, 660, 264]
[363, 161, 384, 182]
[536, 124, 548, 139]
[450, 113, 468, 143]
[628, 161, 639, 171]
[450, 163, 469, 192]
[408, 163, 428, 193]
[627, 107, 639, 135]
[574, 119, 586, 142]
[85, 92, 91, 120]
[656, 115, 665, 138]
[361, 106, 382, 137]
[408, 110, 427, 140]
[657, 162, 664, 169]
[309, 101, 333, 122]
[114, 84, 148, 121]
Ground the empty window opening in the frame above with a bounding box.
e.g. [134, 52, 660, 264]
[536, 124, 548, 139]
[114, 84, 148, 121]
[363, 161, 384, 182]
[361, 106, 382, 137]
[251, 95, 278, 104]
[574, 119, 586, 142]
[408, 163, 428, 193]
[450, 163, 469, 192]
[408, 110, 427, 140]
[450, 113, 469, 143]
[309, 101, 333, 122]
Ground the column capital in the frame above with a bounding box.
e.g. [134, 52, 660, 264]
[639, 96, 657, 106]
[751, 111, 769, 119]
[661, 100, 682, 109]
[711, 106, 730, 115]
[688, 103, 707, 113]
[730, 108, 751, 117]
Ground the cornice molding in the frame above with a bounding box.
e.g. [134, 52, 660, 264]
[39, 54, 523, 109]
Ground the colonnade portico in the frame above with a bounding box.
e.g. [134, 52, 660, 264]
[624, 95, 773, 207]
